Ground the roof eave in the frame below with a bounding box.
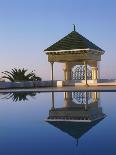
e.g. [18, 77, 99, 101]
[44, 48, 105, 55]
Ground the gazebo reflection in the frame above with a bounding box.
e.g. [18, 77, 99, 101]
[46, 92, 106, 145]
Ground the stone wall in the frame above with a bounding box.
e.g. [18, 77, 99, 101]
[0, 79, 116, 89]
[0, 81, 57, 89]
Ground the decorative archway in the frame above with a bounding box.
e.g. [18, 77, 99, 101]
[72, 65, 92, 80]
[72, 92, 93, 104]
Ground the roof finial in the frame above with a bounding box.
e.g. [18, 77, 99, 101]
[73, 24, 76, 31]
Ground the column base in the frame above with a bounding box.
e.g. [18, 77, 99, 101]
[84, 84, 89, 87]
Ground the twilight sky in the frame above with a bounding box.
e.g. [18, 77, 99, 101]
[0, 0, 116, 80]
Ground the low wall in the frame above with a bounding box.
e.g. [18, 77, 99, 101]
[0, 79, 116, 89]
[0, 81, 57, 89]
[64, 80, 81, 86]
[98, 79, 116, 83]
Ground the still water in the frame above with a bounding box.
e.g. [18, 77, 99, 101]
[0, 91, 116, 155]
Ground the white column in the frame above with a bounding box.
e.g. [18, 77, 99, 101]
[63, 69, 67, 80]
[84, 92, 88, 110]
[50, 62, 54, 81]
[84, 61, 88, 85]
[92, 67, 97, 80]
[51, 92, 55, 110]
[63, 63, 72, 80]
[64, 92, 72, 107]
[92, 92, 98, 102]
[67, 68, 72, 80]
[91, 62, 100, 80]
[97, 62, 100, 79]
[63, 63, 67, 80]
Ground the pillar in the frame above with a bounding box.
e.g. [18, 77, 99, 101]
[91, 92, 101, 108]
[92, 66, 97, 80]
[63, 69, 67, 80]
[50, 62, 54, 81]
[97, 62, 100, 79]
[51, 92, 55, 110]
[63, 63, 72, 80]
[91, 92, 98, 102]
[91, 61, 100, 80]
[84, 61, 88, 85]
[84, 92, 88, 110]
[64, 92, 72, 107]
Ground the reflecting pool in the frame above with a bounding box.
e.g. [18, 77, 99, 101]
[0, 91, 116, 155]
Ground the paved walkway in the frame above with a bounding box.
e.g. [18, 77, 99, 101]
[0, 85, 116, 93]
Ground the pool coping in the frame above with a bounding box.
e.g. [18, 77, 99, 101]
[0, 85, 116, 93]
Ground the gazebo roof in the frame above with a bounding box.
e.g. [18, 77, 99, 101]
[47, 119, 104, 140]
[44, 30, 104, 53]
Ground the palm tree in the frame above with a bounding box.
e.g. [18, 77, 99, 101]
[2, 68, 41, 82]
[1, 92, 37, 102]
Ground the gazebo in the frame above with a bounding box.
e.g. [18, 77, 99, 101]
[44, 26, 105, 85]
[46, 91, 106, 146]
[47, 91, 105, 122]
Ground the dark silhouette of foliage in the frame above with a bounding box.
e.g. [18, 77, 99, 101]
[2, 68, 41, 82]
[1, 92, 37, 102]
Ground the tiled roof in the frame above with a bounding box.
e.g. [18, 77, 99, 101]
[44, 31, 104, 52]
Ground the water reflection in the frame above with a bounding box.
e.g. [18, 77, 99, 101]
[46, 92, 106, 145]
[1, 92, 37, 101]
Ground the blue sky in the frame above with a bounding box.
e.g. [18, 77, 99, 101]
[0, 0, 116, 80]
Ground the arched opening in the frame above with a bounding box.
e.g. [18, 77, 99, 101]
[72, 65, 92, 80]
